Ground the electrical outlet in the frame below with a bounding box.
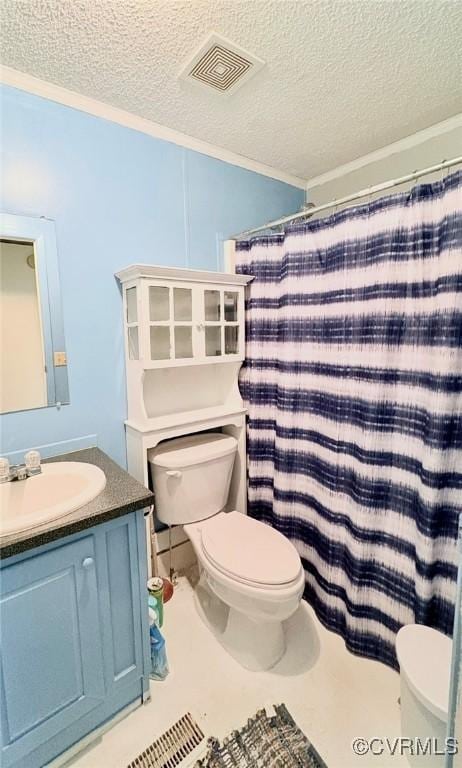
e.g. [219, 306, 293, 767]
[54, 351, 67, 367]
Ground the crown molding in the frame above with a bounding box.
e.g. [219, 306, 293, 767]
[0, 65, 306, 190]
[305, 113, 462, 190]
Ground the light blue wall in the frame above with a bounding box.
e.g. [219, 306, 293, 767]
[0, 85, 304, 467]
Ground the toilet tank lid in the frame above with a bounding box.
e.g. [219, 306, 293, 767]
[396, 624, 451, 722]
[148, 433, 237, 469]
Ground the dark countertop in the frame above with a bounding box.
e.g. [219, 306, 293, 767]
[0, 447, 154, 559]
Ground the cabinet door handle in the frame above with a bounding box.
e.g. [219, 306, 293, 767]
[82, 557, 94, 569]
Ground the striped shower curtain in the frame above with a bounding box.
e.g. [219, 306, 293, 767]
[236, 170, 462, 668]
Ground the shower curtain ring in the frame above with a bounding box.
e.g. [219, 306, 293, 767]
[367, 185, 374, 211]
[440, 159, 447, 182]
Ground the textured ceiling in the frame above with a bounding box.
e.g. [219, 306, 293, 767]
[2, 0, 462, 179]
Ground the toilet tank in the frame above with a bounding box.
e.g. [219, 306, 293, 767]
[148, 433, 237, 526]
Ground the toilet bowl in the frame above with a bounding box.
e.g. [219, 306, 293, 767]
[396, 624, 451, 767]
[186, 511, 305, 670]
[148, 433, 305, 671]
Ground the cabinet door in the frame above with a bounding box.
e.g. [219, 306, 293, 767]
[0, 535, 105, 767]
[200, 286, 244, 361]
[222, 289, 242, 357]
[146, 282, 195, 365]
[96, 514, 148, 694]
[124, 284, 140, 361]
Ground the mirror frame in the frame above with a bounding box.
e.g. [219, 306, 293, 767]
[0, 212, 69, 413]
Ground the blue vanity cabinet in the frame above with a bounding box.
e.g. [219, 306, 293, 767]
[0, 510, 150, 768]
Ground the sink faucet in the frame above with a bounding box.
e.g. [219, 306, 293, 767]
[0, 451, 42, 483]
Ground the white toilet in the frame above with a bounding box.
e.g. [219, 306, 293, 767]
[148, 432, 305, 671]
[396, 624, 452, 766]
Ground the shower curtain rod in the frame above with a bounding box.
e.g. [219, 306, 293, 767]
[232, 155, 462, 240]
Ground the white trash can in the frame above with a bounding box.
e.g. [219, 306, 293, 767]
[396, 624, 451, 766]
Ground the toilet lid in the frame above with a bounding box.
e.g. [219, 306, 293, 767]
[396, 624, 451, 721]
[201, 511, 301, 586]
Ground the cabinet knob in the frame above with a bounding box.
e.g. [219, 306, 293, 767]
[82, 557, 94, 569]
[196, 323, 204, 331]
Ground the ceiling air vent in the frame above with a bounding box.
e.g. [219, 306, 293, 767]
[179, 33, 265, 96]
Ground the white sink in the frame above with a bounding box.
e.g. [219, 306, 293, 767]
[0, 462, 106, 538]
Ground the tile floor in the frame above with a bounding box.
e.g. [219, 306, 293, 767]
[69, 572, 407, 768]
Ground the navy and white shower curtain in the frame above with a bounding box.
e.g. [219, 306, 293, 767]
[236, 170, 462, 668]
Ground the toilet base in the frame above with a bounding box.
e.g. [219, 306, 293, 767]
[194, 573, 286, 671]
[222, 607, 286, 671]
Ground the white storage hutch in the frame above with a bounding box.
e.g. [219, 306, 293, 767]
[116, 264, 253, 560]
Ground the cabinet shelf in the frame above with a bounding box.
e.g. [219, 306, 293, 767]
[126, 404, 247, 435]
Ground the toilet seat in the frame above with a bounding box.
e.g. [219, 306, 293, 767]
[201, 511, 302, 588]
[396, 624, 451, 722]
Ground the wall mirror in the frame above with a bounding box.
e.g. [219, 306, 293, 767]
[0, 213, 69, 414]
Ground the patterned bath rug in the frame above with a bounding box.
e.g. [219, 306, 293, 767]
[195, 704, 327, 768]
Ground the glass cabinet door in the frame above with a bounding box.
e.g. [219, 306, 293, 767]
[125, 286, 139, 360]
[202, 288, 241, 359]
[223, 291, 239, 356]
[148, 283, 194, 363]
[141, 282, 242, 366]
